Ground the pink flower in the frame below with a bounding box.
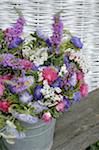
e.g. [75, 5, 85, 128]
[42, 67, 58, 84]
[0, 74, 13, 82]
[80, 83, 88, 97]
[0, 83, 5, 97]
[0, 101, 10, 112]
[42, 112, 52, 123]
[20, 59, 33, 70]
[56, 101, 65, 112]
[76, 71, 84, 81]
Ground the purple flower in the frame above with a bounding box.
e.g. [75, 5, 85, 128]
[4, 17, 25, 49]
[68, 73, 77, 87]
[8, 37, 23, 49]
[51, 14, 63, 54]
[73, 92, 81, 102]
[12, 112, 38, 124]
[51, 77, 62, 88]
[46, 38, 52, 47]
[64, 97, 71, 111]
[71, 36, 83, 49]
[34, 85, 43, 100]
[30, 102, 48, 113]
[19, 92, 33, 103]
[64, 55, 70, 69]
[1, 54, 15, 67]
[9, 76, 34, 94]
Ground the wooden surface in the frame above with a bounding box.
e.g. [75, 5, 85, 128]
[51, 89, 99, 150]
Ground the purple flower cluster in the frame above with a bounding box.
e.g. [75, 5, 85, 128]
[0, 54, 34, 70]
[4, 17, 25, 49]
[12, 112, 38, 124]
[31, 102, 48, 113]
[51, 14, 63, 54]
[9, 76, 34, 94]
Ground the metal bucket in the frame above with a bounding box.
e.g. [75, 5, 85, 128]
[4, 118, 56, 150]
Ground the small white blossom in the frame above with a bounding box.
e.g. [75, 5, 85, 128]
[54, 87, 62, 93]
[59, 64, 68, 76]
[38, 72, 43, 82]
[40, 80, 63, 107]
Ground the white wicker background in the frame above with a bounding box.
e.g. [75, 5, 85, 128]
[0, 0, 99, 92]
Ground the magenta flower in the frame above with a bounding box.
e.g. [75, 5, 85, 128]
[42, 112, 52, 123]
[80, 83, 88, 97]
[19, 59, 34, 70]
[76, 71, 84, 81]
[0, 101, 10, 112]
[0, 83, 5, 97]
[42, 67, 58, 84]
[56, 101, 65, 112]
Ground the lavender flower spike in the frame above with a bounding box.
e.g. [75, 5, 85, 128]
[51, 12, 63, 54]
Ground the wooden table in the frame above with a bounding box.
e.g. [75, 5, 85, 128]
[51, 89, 99, 150]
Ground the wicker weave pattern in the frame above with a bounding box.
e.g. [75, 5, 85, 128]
[0, 0, 99, 92]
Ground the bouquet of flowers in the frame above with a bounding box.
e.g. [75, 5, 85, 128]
[0, 10, 88, 145]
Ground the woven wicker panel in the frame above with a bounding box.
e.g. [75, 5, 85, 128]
[0, 0, 99, 92]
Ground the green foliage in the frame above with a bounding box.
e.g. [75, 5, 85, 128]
[0, 115, 6, 129]
[29, 32, 47, 49]
[50, 107, 60, 118]
[60, 39, 80, 52]
[86, 141, 99, 150]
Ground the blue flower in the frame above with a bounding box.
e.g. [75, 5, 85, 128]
[12, 112, 38, 124]
[64, 55, 70, 68]
[73, 92, 81, 102]
[31, 102, 48, 113]
[51, 77, 62, 88]
[8, 37, 23, 49]
[68, 73, 77, 87]
[63, 97, 71, 111]
[34, 85, 43, 100]
[19, 91, 33, 103]
[71, 36, 83, 49]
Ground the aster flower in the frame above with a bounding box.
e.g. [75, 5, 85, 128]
[63, 97, 71, 110]
[34, 85, 43, 100]
[29, 102, 48, 113]
[68, 72, 77, 87]
[64, 55, 70, 69]
[12, 112, 38, 124]
[9, 76, 34, 94]
[19, 91, 33, 103]
[19, 59, 34, 70]
[73, 92, 81, 102]
[51, 77, 62, 88]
